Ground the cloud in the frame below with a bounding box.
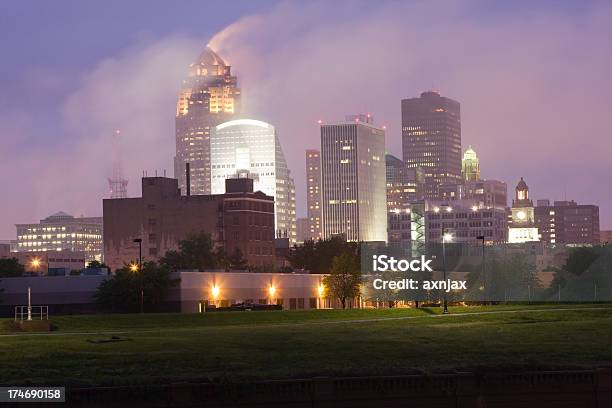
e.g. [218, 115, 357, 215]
[0, 36, 201, 237]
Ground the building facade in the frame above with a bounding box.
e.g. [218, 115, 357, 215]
[174, 47, 241, 196]
[210, 119, 297, 242]
[508, 177, 539, 243]
[401, 91, 462, 200]
[385, 154, 421, 251]
[535, 200, 600, 245]
[296, 217, 310, 244]
[439, 179, 507, 210]
[13, 251, 87, 274]
[425, 201, 508, 243]
[320, 118, 387, 242]
[13, 212, 103, 261]
[601, 230, 612, 244]
[0, 241, 10, 259]
[103, 177, 275, 271]
[306, 149, 322, 241]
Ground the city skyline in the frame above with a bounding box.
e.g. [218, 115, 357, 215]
[1, 1, 612, 239]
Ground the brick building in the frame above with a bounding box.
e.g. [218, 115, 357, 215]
[103, 177, 275, 271]
[535, 200, 600, 245]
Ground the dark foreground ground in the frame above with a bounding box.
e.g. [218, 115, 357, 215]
[1, 304, 612, 388]
[0, 305, 612, 407]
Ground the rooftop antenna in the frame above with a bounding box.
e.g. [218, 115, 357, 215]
[107, 129, 128, 199]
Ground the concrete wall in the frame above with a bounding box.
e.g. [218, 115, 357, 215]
[173, 271, 328, 313]
[0, 275, 106, 316]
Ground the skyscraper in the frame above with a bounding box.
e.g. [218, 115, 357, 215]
[174, 47, 241, 195]
[306, 149, 322, 241]
[461, 146, 480, 182]
[320, 118, 387, 242]
[401, 91, 462, 199]
[210, 119, 297, 243]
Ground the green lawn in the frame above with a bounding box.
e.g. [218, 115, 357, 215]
[1, 304, 611, 386]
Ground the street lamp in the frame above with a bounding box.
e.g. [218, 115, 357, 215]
[442, 230, 453, 314]
[133, 238, 143, 313]
[476, 235, 486, 304]
[30, 258, 41, 273]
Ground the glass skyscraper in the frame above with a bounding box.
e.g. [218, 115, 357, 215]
[174, 47, 241, 195]
[210, 119, 297, 243]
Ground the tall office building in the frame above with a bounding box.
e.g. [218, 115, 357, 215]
[461, 146, 480, 182]
[401, 91, 462, 199]
[13, 212, 103, 261]
[174, 47, 241, 195]
[320, 118, 387, 242]
[306, 149, 322, 241]
[210, 119, 297, 243]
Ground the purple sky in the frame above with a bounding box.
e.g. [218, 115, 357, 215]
[1, 0, 611, 239]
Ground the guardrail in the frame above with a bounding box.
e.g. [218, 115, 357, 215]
[14, 305, 49, 321]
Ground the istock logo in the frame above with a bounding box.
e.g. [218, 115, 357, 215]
[372, 255, 433, 272]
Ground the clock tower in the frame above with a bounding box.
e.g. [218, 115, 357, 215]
[508, 177, 539, 243]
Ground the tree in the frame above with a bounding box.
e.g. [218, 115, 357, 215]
[564, 247, 599, 276]
[0, 258, 25, 278]
[86, 260, 109, 269]
[95, 261, 179, 313]
[159, 232, 217, 271]
[228, 248, 248, 270]
[289, 236, 360, 273]
[214, 247, 248, 271]
[323, 253, 362, 309]
[545, 245, 612, 301]
[465, 253, 540, 302]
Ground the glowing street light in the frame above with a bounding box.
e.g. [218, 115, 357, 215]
[268, 284, 276, 297]
[318, 284, 325, 297]
[129, 263, 139, 272]
[30, 258, 41, 270]
[211, 285, 220, 299]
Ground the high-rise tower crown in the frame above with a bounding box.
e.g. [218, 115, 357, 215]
[513, 177, 532, 205]
[174, 46, 241, 196]
[461, 145, 480, 181]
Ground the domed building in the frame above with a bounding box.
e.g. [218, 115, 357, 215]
[210, 119, 297, 243]
[174, 47, 241, 196]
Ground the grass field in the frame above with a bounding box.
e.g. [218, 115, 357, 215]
[1, 304, 612, 386]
